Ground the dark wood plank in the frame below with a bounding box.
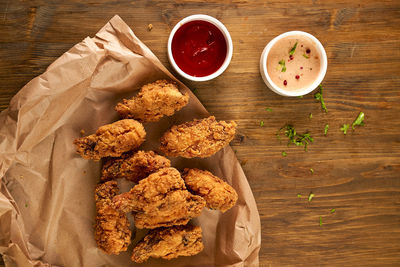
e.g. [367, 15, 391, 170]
[1, 0, 400, 266]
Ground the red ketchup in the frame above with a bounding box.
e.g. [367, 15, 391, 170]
[171, 20, 227, 77]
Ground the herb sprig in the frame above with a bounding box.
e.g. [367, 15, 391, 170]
[314, 84, 328, 113]
[352, 112, 365, 129]
[324, 124, 329, 136]
[289, 42, 298, 55]
[340, 124, 350, 135]
[279, 59, 286, 72]
[279, 125, 314, 151]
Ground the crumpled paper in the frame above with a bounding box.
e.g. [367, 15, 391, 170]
[0, 15, 261, 267]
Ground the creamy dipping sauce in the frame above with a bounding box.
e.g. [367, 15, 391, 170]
[267, 35, 321, 91]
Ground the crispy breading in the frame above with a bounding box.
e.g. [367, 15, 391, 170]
[73, 119, 146, 161]
[115, 80, 189, 122]
[159, 116, 237, 158]
[183, 168, 238, 213]
[131, 225, 203, 263]
[101, 150, 171, 182]
[133, 192, 205, 229]
[94, 181, 131, 254]
[112, 167, 205, 229]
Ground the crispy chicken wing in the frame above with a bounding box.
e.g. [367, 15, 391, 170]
[115, 80, 189, 122]
[101, 150, 171, 182]
[159, 116, 237, 158]
[74, 119, 146, 161]
[132, 225, 203, 263]
[183, 168, 238, 213]
[94, 181, 131, 254]
[112, 167, 205, 229]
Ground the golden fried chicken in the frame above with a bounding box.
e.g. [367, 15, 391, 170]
[112, 167, 205, 229]
[132, 225, 203, 263]
[94, 181, 131, 255]
[101, 150, 171, 182]
[115, 80, 189, 122]
[160, 116, 237, 158]
[183, 168, 238, 213]
[74, 119, 146, 161]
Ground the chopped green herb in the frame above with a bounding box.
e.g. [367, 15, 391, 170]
[192, 88, 197, 93]
[260, 120, 264, 127]
[289, 42, 298, 55]
[25, 203, 28, 207]
[303, 54, 310, 59]
[279, 59, 286, 72]
[310, 168, 314, 174]
[319, 216, 323, 226]
[330, 208, 336, 213]
[324, 124, 329, 136]
[340, 124, 350, 135]
[265, 107, 272, 112]
[297, 95, 303, 99]
[309, 113, 313, 119]
[308, 193, 315, 202]
[352, 111, 365, 129]
[297, 194, 302, 198]
[314, 84, 328, 113]
[279, 125, 314, 151]
[282, 151, 287, 157]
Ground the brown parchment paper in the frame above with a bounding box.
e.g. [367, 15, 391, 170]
[0, 15, 261, 267]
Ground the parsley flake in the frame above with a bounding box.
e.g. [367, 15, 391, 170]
[341, 124, 350, 135]
[310, 168, 314, 174]
[289, 42, 298, 56]
[279, 125, 314, 151]
[260, 120, 264, 127]
[309, 113, 313, 119]
[282, 151, 287, 157]
[319, 216, 323, 226]
[297, 194, 302, 198]
[279, 59, 286, 72]
[303, 54, 310, 59]
[25, 203, 28, 208]
[297, 95, 303, 98]
[324, 124, 329, 136]
[330, 209, 336, 213]
[314, 84, 328, 113]
[308, 193, 315, 202]
[265, 107, 272, 112]
[352, 112, 365, 129]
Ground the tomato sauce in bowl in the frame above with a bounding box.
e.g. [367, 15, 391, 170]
[171, 20, 227, 77]
[168, 15, 233, 82]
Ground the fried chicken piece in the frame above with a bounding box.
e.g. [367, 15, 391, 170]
[134, 192, 205, 229]
[101, 151, 171, 182]
[113, 167, 206, 229]
[115, 80, 189, 122]
[183, 168, 238, 213]
[73, 119, 146, 161]
[160, 116, 237, 158]
[94, 181, 131, 254]
[132, 225, 203, 263]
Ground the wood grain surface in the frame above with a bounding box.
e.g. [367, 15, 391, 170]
[1, 0, 399, 266]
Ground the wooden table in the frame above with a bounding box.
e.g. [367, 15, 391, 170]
[1, 1, 399, 266]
